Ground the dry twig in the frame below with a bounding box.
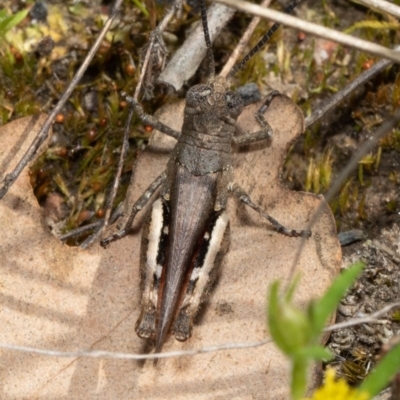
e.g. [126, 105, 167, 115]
[305, 45, 400, 128]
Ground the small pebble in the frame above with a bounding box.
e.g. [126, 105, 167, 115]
[236, 83, 261, 106]
[338, 229, 365, 246]
[29, 1, 48, 22]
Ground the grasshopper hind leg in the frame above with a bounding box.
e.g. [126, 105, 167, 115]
[135, 198, 169, 339]
[173, 211, 230, 341]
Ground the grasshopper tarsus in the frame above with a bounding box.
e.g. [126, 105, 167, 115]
[135, 308, 157, 339]
[100, 215, 135, 247]
[100, 230, 127, 248]
[277, 226, 311, 239]
[300, 229, 312, 238]
[173, 309, 192, 342]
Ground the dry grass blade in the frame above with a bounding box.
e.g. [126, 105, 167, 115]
[0, 339, 272, 360]
[214, 0, 400, 63]
[325, 301, 400, 332]
[0, 300, 397, 361]
[219, 0, 272, 77]
[355, 0, 400, 19]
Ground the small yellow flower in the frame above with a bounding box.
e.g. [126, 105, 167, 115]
[304, 369, 370, 400]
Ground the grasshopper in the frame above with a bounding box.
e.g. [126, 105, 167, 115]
[101, 0, 310, 354]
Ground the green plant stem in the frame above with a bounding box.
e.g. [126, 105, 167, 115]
[291, 358, 308, 400]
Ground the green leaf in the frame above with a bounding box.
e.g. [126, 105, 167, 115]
[268, 264, 365, 400]
[129, 0, 149, 17]
[311, 261, 365, 334]
[0, 9, 7, 20]
[344, 20, 400, 35]
[360, 341, 400, 397]
[0, 8, 29, 37]
[268, 281, 310, 355]
[68, 3, 91, 18]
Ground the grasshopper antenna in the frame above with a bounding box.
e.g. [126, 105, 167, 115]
[199, 0, 216, 78]
[227, 0, 301, 79]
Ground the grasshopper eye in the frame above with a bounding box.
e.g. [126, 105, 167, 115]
[186, 84, 212, 107]
[225, 91, 243, 119]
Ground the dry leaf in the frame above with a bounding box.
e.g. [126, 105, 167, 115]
[0, 95, 341, 399]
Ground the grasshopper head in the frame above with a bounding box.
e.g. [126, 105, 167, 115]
[185, 76, 243, 121]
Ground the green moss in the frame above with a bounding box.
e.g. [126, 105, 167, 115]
[392, 310, 400, 322]
[386, 199, 398, 213]
[305, 148, 334, 193]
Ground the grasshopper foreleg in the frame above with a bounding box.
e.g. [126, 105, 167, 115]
[124, 95, 181, 139]
[229, 183, 311, 238]
[233, 90, 281, 146]
[101, 172, 166, 247]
